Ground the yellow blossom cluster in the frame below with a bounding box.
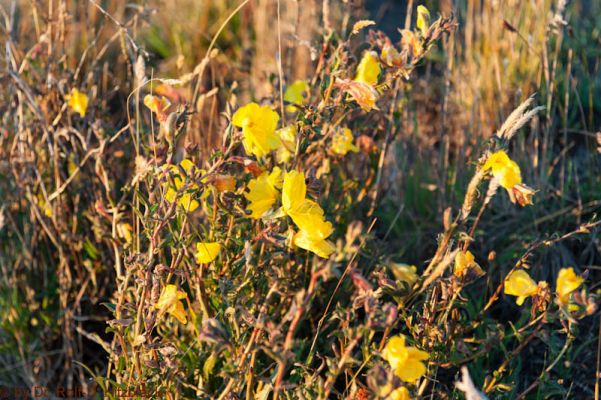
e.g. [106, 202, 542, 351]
[243, 167, 336, 258]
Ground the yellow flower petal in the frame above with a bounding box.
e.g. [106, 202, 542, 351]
[454, 250, 483, 277]
[396, 357, 427, 383]
[383, 335, 408, 370]
[232, 103, 281, 158]
[405, 347, 429, 361]
[482, 151, 522, 190]
[388, 387, 411, 400]
[154, 284, 188, 324]
[281, 170, 335, 256]
[556, 267, 584, 304]
[293, 229, 335, 258]
[117, 222, 133, 244]
[288, 200, 333, 240]
[282, 170, 307, 214]
[179, 194, 200, 212]
[276, 125, 297, 163]
[245, 167, 282, 218]
[383, 335, 428, 383]
[169, 299, 188, 324]
[67, 88, 89, 117]
[355, 51, 381, 86]
[416, 5, 431, 35]
[195, 242, 221, 264]
[179, 159, 196, 174]
[504, 270, 538, 305]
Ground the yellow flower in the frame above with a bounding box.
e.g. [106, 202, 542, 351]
[195, 242, 221, 264]
[388, 387, 411, 400]
[245, 167, 283, 218]
[416, 5, 431, 35]
[383, 335, 429, 383]
[293, 229, 336, 259]
[282, 171, 329, 237]
[163, 159, 200, 212]
[284, 80, 309, 112]
[556, 267, 584, 304]
[232, 103, 281, 158]
[154, 284, 188, 324]
[281, 170, 335, 258]
[504, 269, 538, 306]
[66, 88, 88, 117]
[389, 263, 419, 287]
[355, 51, 381, 86]
[331, 128, 358, 156]
[453, 250, 484, 277]
[482, 150, 522, 190]
[276, 125, 297, 163]
[482, 150, 535, 205]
